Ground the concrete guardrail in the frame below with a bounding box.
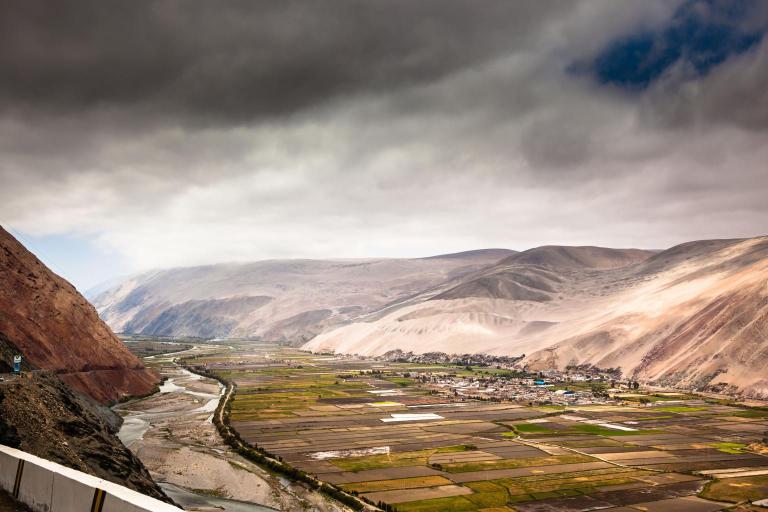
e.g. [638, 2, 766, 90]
[0, 444, 183, 512]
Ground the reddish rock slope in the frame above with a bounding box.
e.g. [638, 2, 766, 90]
[0, 226, 159, 403]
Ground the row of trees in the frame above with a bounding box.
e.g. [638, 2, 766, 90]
[183, 362, 386, 512]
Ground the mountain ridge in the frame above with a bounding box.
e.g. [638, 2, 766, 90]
[0, 225, 160, 403]
[0, 225, 172, 503]
[92, 249, 514, 342]
[499, 245, 658, 270]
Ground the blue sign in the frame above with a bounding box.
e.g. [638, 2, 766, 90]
[13, 355, 21, 373]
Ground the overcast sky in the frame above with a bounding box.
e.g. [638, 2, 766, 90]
[2, 0, 767, 291]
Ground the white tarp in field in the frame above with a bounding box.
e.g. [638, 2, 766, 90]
[309, 446, 390, 460]
[380, 413, 443, 423]
[367, 389, 403, 395]
[597, 423, 637, 431]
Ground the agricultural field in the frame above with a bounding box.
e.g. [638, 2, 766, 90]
[187, 342, 768, 512]
[119, 334, 194, 358]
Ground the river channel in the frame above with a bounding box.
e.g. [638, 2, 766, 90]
[114, 352, 282, 512]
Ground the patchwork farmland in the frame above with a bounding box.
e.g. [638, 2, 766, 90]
[186, 342, 768, 512]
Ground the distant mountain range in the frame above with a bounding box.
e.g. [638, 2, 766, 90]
[92, 237, 768, 397]
[90, 249, 512, 343]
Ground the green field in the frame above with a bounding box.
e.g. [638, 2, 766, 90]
[700, 475, 768, 503]
[182, 341, 768, 512]
[442, 454, 593, 474]
[507, 422, 661, 437]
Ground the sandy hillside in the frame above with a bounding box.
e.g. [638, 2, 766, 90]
[92, 249, 512, 342]
[305, 239, 768, 397]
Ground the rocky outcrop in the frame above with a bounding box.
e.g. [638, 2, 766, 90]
[0, 374, 170, 502]
[0, 226, 160, 403]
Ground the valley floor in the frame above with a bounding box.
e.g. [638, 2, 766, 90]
[183, 341, 768, 512]
[115, 344, 350, 512]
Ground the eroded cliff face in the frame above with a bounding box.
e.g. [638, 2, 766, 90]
[0, 226, 159, 403]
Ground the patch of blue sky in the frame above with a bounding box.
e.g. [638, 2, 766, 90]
[574, 0, 765, 89]
[7, 228, 130, 294]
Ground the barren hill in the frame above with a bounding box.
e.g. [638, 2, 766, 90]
[500, 245, 657, 270]
[304, 238, 768, 397]
[92, 249, 514, 342]
[431, 247, 655, 302]
[0, 226, 159, 403]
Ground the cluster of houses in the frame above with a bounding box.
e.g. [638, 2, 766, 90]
[394, 367, 639, 406]
[425, 375, 616, 405]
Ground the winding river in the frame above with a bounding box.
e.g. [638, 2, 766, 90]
[116, 365, 277, 512]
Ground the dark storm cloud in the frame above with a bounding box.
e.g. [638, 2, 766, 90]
[1, 0, 766, 272]
[0, 0, 571, 124]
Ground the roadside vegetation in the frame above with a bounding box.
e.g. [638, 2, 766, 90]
[181, 361, 381, 511]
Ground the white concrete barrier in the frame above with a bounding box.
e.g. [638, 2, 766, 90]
[0, 444, 183, 512]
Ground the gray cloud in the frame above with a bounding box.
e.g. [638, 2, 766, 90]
[641, 38, 768, 130]
[0, 0, 575, 124]
[0, 0, 766, 275]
